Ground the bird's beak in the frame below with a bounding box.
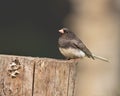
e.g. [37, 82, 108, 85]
[59, 29, 64, 34]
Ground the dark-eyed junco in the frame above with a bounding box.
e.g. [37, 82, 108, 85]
[58, 28, 109, 62]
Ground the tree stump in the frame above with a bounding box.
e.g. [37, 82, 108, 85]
[0, 55, 77, 96]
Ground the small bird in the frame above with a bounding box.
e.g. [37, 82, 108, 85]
[58, 28, 109, 62]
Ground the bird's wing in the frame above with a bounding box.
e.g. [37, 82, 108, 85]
[71, 39, 94, 59]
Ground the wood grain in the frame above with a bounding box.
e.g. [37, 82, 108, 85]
[0, 55, 77, 96]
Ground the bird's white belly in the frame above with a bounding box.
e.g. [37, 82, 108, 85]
[59, 47, 85, 58]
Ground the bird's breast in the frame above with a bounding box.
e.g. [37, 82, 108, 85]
[59, 47, 85, 58]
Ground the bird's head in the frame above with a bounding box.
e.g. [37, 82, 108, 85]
[59, 28, 70, 34]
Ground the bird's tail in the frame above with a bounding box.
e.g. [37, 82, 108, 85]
[92, 54, 109, 62]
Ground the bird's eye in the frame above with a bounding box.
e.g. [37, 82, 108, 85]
[64, 30, 68, 33]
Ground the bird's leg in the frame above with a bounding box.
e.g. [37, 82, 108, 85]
[64, 56, 69, 60]
[68, 58, 80, 62]
[66, 58, 70, 60]
[74, 58, 80, 62]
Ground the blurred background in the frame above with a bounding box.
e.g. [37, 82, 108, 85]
[0, 0, 71, 58]
[0, 0, 120, 96]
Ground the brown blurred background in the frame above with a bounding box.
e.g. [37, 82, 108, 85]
[66, 0, 120, 96]
[0, 0, 120, 96]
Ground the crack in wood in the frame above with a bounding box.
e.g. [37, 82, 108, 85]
[32, 62, 36, 96]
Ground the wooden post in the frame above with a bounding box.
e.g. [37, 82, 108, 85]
[0, 55, 77, 96]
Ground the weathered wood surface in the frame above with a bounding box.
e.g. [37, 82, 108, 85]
[0, 55, 77, 96]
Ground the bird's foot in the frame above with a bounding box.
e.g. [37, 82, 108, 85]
[68, 58, 80, 62]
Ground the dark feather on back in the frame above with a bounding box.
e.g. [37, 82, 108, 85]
[58, 29, 94, 59]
